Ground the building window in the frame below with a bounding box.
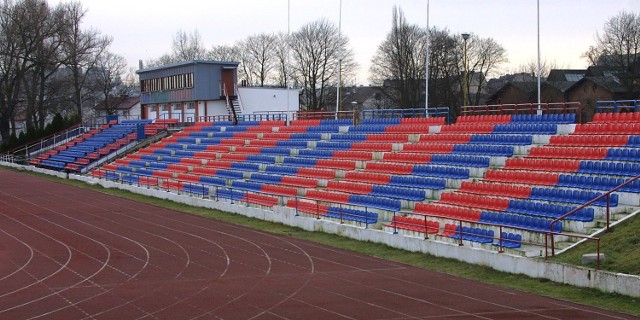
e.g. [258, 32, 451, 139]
[141, 72, 193, 92]
[161, 104, 168, 111]
[186, 102, 195, 109]
[173, 103, 181, 110]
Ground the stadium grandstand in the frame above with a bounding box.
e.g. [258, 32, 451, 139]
[2, 99, 640, 298]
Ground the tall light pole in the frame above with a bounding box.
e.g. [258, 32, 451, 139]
[335, 0, 342, 120]
[536, 0, 542, 115]
[461, 33, 470, 107]
[286, 0, 291, 123]
[425, 0, 430, 115]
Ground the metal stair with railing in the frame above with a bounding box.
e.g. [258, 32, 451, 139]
[223, 83, 242, 124]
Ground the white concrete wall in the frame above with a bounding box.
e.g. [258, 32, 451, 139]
[237, 87, 300, 116]
[2, 161, 638, 298]
[204, 100, 228, 118]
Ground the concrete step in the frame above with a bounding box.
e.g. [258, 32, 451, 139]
[554, 241, 576, 250]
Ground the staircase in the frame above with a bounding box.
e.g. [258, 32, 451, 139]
[229, 96, 242, 120]
[223, 83, 242, 124]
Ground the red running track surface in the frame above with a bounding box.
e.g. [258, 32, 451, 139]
[0, 169, 636, 319]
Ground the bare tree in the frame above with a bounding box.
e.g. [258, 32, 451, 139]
[207, 44, 240, 61]
[241, 33, 277, 87]
[89, 51, 128, 115]
[207, 43, 247, 83]
[512, 58, 564, 77]
[20, 1, 67, 131]
[290, 18, 355, 110]
[172, 29, 207, 62]
[272, 32, 291, 88]
[466, 36, 508, 105]
[583, 10, 640, 93]
[370, 6, 427, 109]
[428, 27, 462, 116]
[144, 30, 208, 68]
[0, 0, 66, 141]
[59, 1, 111, 121]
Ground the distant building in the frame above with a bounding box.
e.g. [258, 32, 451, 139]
[539, 69, 586, 102]
[566, 66, 630, 121]
[94, 95, 141, 120]
[324, 86, 390, 112]
[486, 81, 539, 105]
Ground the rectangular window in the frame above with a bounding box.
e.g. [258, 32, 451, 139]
[161, 104, 168, 111]
[186, 73, 193, 88]
[173, 103, 181, 110]
[186, 102, 195, 109]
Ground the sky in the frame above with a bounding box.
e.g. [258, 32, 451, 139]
[50, 0, 637, 84]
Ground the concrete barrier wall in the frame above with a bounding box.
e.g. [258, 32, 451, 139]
[2, 162, 638, 298]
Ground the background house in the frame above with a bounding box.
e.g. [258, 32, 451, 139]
[94, 95, 141, 120]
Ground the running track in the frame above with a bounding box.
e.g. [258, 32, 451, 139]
[0, 169, 636, 320]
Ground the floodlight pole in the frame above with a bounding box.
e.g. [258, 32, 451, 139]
[537, 0, 542, 115]
[461, 33, 470, 107]
[335, 0, 342, 120]
[425, 0, 430, 116]
[286, 0, 291, 123]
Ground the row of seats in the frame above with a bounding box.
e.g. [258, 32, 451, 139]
[528, 146, 608, 160]
[450, 226, 494, 244]
[549, 134, 631, 147]
[557, 174, 640, 192]
[504, 158, 580, 172]
[459, 181, 532, 198]
[530, 187, 618, 207]
[480, 212, 562, 232]
[578, 160, 640, 177]
[507, 200, 594, 221]
[388, 216, 440, 234]
[362, 117, 446, 125]
[573, 122, 640, 135]
[325, 206, 378, 224]
[592, 111, 640, 123]
[456, 113, 575, 125]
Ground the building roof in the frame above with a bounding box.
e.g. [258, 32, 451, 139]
[566, 76, 628, 94]
[546, 69, 586, 82]
[137, 60, 240, 74]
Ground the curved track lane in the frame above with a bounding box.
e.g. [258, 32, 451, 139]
[0, 169, 636, 320]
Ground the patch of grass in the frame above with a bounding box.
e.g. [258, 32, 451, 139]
[549, 216, 640, 275]
[8, 168, 640, 317]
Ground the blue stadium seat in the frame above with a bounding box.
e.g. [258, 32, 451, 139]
[283, 157, 317, 167]
[249, 173, 283, 184]
[246, 155, 277, 164]
[216, 188, 244, 201]
[298, 149, 334, 158]
[265, 165, 299, 175]
[200, 176, 226, 186]
[276, 140, 309, 148]
[326, 206, 378, 224]
[389, 176, 447, 189]
[231, 180, 262, 192]
[231, 162, 260, 172]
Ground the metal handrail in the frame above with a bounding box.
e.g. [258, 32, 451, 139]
[548, 174, 640, 258]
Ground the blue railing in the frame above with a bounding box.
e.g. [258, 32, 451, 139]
[595, 100, 639, 113]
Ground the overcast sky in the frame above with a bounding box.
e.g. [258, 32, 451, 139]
[53, 0, 637, 84]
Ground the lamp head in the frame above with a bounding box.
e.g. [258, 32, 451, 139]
[461, 33, 470, 41]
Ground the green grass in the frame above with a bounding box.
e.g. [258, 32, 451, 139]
[9, 168, 640, 317]
[549, 215, 640, 275]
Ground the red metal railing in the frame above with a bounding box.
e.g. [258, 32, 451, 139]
[548, 174, 640, 264]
